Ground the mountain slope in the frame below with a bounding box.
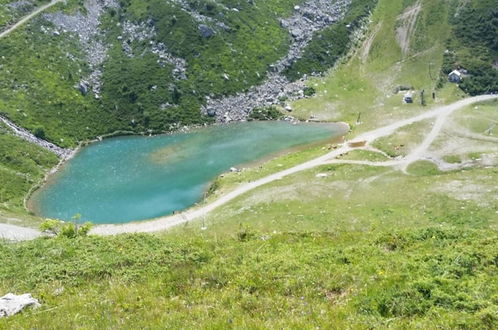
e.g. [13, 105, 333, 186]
[0, 0, 363, 146]
[1, 0, 498, 327]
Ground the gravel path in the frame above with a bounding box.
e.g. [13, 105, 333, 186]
[0, 0, 62, 39]
[0, 223, 41, 241]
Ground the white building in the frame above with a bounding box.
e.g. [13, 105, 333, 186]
[448, 70, 462, 83]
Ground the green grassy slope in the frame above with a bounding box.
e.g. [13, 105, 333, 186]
[292, 0, 466, 129]
[0, 3, 119, 147]
[0, 123, 58, 224]
[98, 0, 304, 133]
[1, 226, 497, 328]
[0, 0, 50, 30]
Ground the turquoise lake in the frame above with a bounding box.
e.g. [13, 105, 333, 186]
[31, 121, 347, 224]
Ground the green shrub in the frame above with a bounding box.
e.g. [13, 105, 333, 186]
[40, 219, 93, 238]
[303, 86, 316, 97]
[33, 126, 46, 139]
[478, 306, 498, 328]
[249, 106, 283, 120]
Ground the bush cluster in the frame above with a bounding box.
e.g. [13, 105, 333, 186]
[248, 106, 283, 121]
[444, 0, 498, 95]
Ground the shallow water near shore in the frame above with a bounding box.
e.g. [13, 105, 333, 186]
[30, 121, 347, 224]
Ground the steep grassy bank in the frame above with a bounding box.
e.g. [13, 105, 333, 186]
[0, 2, 118, 147]
[0, 123, 58, 224]
[1, 224, 497, 327]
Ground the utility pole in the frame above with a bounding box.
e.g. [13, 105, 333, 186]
[429, 62, 434, 81]
[356, 112, 362, 124]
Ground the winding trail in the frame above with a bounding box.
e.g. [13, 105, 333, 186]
[0, 0, 62, 40]
[90, 94, 498, 236]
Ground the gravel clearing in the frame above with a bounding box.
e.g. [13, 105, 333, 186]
[0, 223, 41, 242]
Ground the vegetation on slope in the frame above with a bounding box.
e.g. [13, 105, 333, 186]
[0, 0, 50, 30]
[0, 0, 305, 145]
[443, 0, 498, 95]
[1, 224, 497, 327]
[99, 0, 304, 133]
[0, 123, 58, 215]
[0, 11, 120, 147]
[284, 0, 378, 80]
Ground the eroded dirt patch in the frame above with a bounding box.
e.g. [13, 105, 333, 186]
[432, 178, 498, 207]
[396, 1, 421, 55]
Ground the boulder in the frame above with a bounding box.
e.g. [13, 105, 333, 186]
[206, 108, 216, 117]
[78, 81, 89, 95]
[199, 25, 215, 38]
[0, 293, 40, 318]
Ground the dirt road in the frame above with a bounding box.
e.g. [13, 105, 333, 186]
[0, 0, 62, 40]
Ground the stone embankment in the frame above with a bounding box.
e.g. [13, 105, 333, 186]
[0, 115, 71, 158]
[202, 0, 351, 122]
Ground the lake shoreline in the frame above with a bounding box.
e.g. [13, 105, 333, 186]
[27, 120, 349, 224]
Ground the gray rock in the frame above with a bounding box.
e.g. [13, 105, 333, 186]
[0, 115, 71, 158]
[6, 0, 32, 10]
[78, 81, 89, 95]
[206, 107, 216, 117]
[199, 24, 215, 38]
[201, 0, 351, 122]
[43, 0, 119, 97]
[0, 293, 40, 318]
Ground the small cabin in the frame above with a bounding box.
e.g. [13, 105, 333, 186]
[448, 70, 462, 83]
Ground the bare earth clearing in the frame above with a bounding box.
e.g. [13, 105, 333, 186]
[395, 0, 421, 55]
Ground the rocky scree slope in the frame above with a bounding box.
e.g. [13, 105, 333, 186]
[0, 0, 366, 147]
